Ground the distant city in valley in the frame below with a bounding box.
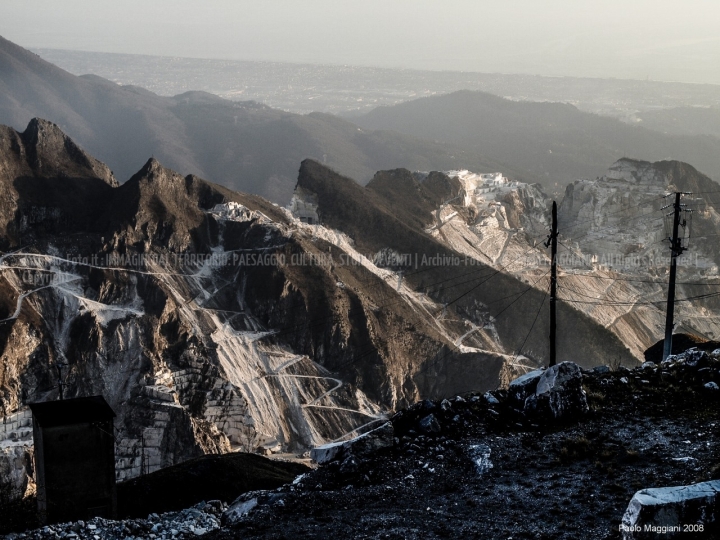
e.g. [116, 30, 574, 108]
[34, 48, 720, 121]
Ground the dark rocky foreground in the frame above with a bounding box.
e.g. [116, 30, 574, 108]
[3, 349, 719, 540]
[210, 351, 720, 540]
[0, 454, 307, 537]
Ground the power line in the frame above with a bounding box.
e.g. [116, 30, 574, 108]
[559, 271, 720, 287]
[391, 268, 551, 375]
[511, 282, 550, 365]
[557, 289, 720, 306]
[557, 240, 719, 287]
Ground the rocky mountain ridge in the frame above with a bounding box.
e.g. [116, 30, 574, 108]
[5, 35, 720, 205]
[395, 158, 720, 361]
[0, 35, 517, 203]
[0, 119, 637, 505]
[354, 90, 720, 198]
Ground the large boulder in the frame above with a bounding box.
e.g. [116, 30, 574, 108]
[523, 362, 588, 420]
[418, 414, 441, 434]
[222, 490, 287, 526]
[310, 422, 394, 465]
[507, 369, 544, 405]
[621, 480, 720, 539]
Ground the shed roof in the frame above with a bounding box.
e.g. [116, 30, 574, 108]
[29, 395, 116, 428]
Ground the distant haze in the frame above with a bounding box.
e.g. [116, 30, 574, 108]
[1, 0, 720, 84]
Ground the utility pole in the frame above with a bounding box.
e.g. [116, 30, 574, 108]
[662, 192, 688, 361]
[545, 201, 558, 367]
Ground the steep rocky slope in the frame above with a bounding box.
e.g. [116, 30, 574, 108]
[0, 119, 454, 495]
[386, 159, 720, 361]
[556, 159, 720, 358]
[0, 121, 637, 505]
[293, 159, 634, 368]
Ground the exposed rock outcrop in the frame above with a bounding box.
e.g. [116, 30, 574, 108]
[529, 362, 588, 419]
[1, 122, 580, 501]
[403, 159, 720, 364]
[310, 422, 394, 465]
[621, 481, 720, 539]
[506, 362, 588, 420]
[555, 159, 720, 359]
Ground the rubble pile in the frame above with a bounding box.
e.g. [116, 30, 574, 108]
[212, 357, 719, 539]
[5, 354, 720, 539]
[5, 502, 225, 540]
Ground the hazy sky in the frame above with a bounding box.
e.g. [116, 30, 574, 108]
[2, 0, 720, 83]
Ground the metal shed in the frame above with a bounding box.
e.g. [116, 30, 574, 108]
[29, 396, 117, 523]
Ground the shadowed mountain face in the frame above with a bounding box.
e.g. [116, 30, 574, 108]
[0, 121, 636, 503]
[0, 35, 517, 204]
[294, 159, 634, 369]
[354, 90, 720, 196]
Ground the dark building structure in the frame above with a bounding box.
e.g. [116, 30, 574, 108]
[30, 396, 117, 523]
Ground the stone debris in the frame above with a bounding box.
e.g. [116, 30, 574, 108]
[507, 369, 544, 405]
[222, 491, 287, 526]
[621, 480, 720, 539]
[310, 422, 394, 465]
[418, 414, 442, 434]
[640, 361, 656, 370]
[200, 344, 720, 539]
[5, 346, 720, 539]
[4, 501, 225, 540]
[506, 362, 589, 420]
[531, 362, 589, 419]
[466, 444, 493, 475]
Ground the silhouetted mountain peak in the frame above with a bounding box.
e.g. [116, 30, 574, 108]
[296, 159, 360, 197]
[17, 118, 117, 186]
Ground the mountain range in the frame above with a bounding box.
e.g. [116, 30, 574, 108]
[0, 35, 513, 204]
[353, 91, 720, 197]
[2, 33, 720, 531]
[3, 35, 720, 204]
[0, 119, 635, 501]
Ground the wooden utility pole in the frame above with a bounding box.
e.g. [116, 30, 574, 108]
[546, 201, 558, 367]
[663, 192, 685, 361]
